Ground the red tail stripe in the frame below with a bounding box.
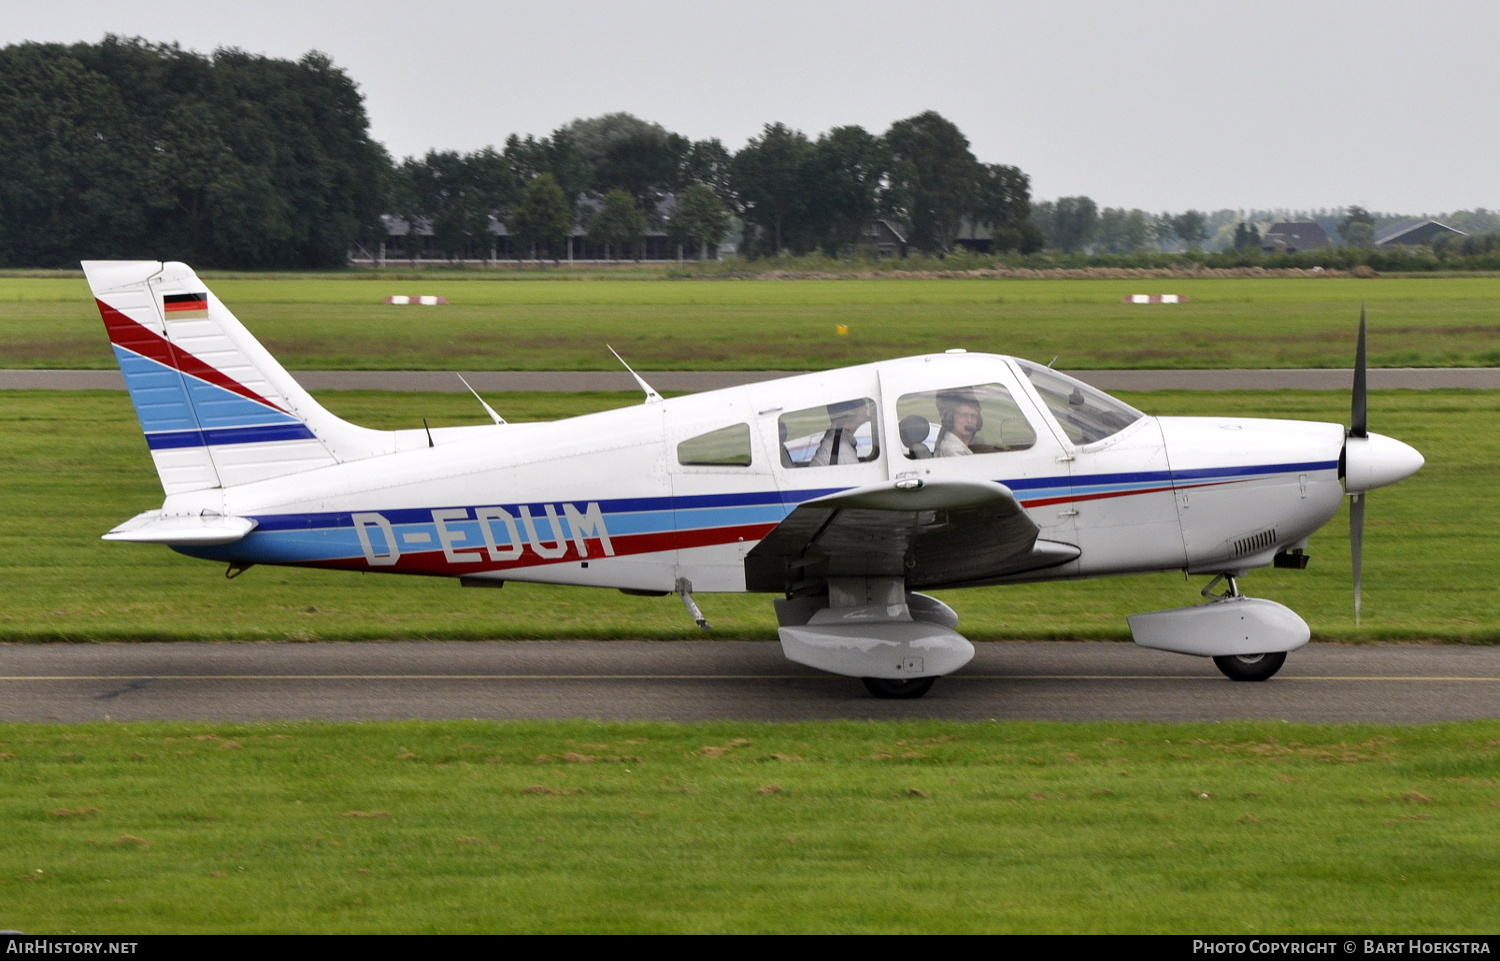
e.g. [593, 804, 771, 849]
[96, 298, 291, 415]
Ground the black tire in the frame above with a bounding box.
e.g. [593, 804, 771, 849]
[861, 676, 937, 699]
[1213, 652, 1287, 682]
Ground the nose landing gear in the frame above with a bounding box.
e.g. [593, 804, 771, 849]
[1212, 650, 1287, 682]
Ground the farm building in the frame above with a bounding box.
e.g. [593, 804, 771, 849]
[859, 219, 910, 258]
[1375, 219, 1466, 247]
[1262, 222, 1332, 254]
[369, 212, 717, 265]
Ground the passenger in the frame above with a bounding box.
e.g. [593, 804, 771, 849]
[810, 399, 872, 466]
[935, 392, 982, 457]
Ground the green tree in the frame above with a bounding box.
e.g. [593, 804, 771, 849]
[509, 173, 573, 261]
[596, 128, 686, 219]
[667, 184, 730, 259]
[1342, 222, 1375, 248]
[1045, 196, 1100, 253]
[587, 189, 648, 260]
[805, 125, 888, 255]
[883, 111, 981, 254]
[398, 148, 517, 261]
[0, 38, 387, 268]
[504, 132, 590, 207]
[731, 122, 815, 255]
[560, 112, 665, 170]
[0, 43, 155, 265]
[681, 138, 734, 203]
[973, 163, 1033, 252]
[1339, 206, 1377, 247]
[1151, 213, 1177, 251]
[1171, 210, 1208, 252]
[1096, 208, 1151, 254]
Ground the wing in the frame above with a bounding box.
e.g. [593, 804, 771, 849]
[744, 479, 1079, 593]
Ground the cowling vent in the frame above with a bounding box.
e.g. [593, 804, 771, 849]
[1233, 528, 1278, 557]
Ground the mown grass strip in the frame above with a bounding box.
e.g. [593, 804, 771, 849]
[0, 389, 1494, 643]
[5, 275, 1500, 370]
[2, 719, 1496, 934]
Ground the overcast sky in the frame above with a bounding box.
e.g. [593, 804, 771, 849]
[8, 1, 1497, 214]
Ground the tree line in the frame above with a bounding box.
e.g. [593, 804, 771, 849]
[390, 110, 1039, 262]
[1032, 201, 1500, 255]
[0, 39, 1037, 268]
[2, 39, 1493, 269]
[0, 38, 387, 269]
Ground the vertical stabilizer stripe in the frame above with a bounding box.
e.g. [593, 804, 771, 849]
[96, 299, 292, 416]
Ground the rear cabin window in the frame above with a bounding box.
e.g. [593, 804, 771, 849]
[678, 423, 752, 467]
[778, 398, 880, 467]
[896, 383, 1036, 459]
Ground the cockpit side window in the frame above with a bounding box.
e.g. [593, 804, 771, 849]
[896, 383, 1036, 459]
[778, 398, 880, 467]
[1016, 361, 1144, 446]
[678, 423, 752, 467]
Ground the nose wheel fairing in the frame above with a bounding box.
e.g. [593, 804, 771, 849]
[1127, 594, 1310, 659]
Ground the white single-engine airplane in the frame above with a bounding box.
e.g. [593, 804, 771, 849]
[85, 261, 1424, 698]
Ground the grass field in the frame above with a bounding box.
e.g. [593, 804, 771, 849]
[2, 388, 1493, 643]
[3, 272, 1495, 935]
[3, 719, 1497, 934]
[4, 273, 1499, 370]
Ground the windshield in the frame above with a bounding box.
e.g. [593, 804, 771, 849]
[1016, 360, 1145, 446]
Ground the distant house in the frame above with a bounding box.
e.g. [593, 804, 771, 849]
[1262, 222, 1331, 254]
[1375, 219, 1466, 247]
[859, 219, 909, 258]
[953, 220, 995, 254]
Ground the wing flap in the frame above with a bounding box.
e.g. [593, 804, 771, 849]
[746, 479, 1078, 592]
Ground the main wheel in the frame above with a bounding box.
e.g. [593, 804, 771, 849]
[861, 676, 937, 699]
[1213, 652, 1287, 682]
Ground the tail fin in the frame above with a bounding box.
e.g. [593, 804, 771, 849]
[84, 261, 392, 494]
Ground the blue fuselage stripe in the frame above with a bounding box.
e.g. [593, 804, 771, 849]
[202, 459, 1335, 567]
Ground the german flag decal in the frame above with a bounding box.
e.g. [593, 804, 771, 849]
[163, 292, 209, 319]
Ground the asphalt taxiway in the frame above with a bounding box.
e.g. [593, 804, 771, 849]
[3, 641, 1497, 724]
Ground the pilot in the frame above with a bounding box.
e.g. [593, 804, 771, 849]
[810, 398, 873, 466]
[934, 391, 982, 457]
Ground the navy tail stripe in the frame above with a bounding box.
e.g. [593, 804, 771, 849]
[146, 423, 318, 450]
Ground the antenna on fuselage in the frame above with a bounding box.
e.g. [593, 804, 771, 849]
[456, 374, 506, 425]
[608, 345, 663, 404]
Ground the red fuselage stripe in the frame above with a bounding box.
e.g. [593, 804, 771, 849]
[280, 523, 781, 576]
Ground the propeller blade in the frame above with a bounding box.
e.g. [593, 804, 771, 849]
[1350, 307, 1368, 439]
[1350, 492, 1364, 624]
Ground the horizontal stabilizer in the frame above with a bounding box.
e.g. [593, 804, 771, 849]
[104, 511, 258, 546]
